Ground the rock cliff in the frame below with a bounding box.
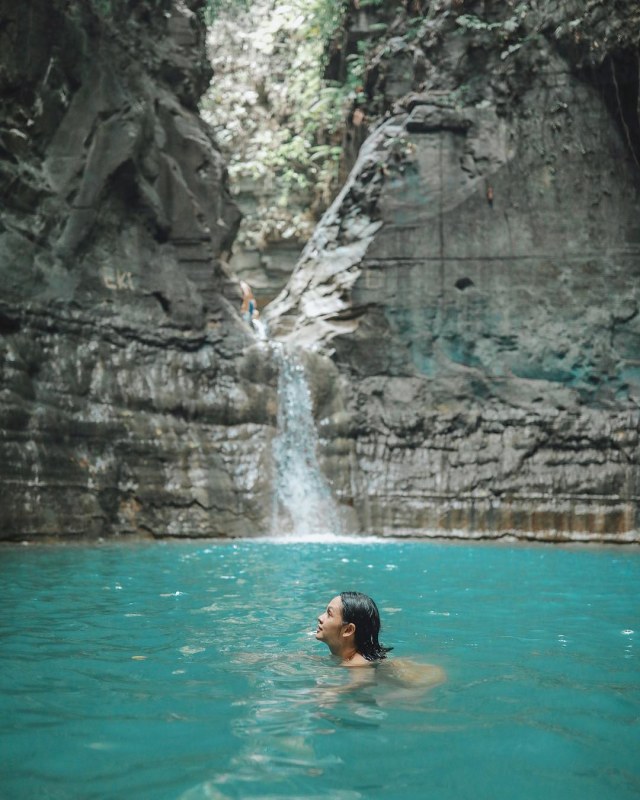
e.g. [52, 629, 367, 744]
[1, 0, 638, 543]
[0, 0, 275, 538]
[266, 0, 640, 542]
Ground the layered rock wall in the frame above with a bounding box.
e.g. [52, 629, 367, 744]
[0, 0, 275, 539]
[266, 0, 640, 542]
[2, 0, 639, 543]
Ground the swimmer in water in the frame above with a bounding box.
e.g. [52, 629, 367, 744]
[315, 591, 446, 700]
[315, 591, 392, 667]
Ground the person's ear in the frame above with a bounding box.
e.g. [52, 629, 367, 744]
[342, 622, 355, 638]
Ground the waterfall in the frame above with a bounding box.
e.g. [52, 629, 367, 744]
[270, 345, 342, 536]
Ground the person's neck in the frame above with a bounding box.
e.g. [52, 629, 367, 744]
[330, 641, 359, 663]
[341, 647, 359, 663]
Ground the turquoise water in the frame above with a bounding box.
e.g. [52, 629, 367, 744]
[1, 539, 639, 800]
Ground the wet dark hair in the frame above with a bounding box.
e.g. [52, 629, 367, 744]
[340, 591, 392, 661]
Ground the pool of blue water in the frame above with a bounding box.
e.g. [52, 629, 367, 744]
[1, 538, 638, 800]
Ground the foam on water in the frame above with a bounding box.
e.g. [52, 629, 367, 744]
[254, 532, 387, 544]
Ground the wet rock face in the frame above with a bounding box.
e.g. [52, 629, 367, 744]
[2, 0, 639, 543]
[267, 2, 640, 542]
[0, 0, 275, 539]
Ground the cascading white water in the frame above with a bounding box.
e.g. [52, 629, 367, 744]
[270, 344, 342, 536]
[251, 318, 268, 342]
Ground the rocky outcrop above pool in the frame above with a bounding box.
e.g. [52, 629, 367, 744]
[266, 2, 640, 543]
[1, 0, 638, 543]
[0, 0, 276, 538]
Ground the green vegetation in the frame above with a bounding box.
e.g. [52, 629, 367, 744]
[201, 0, 352, 249]
[455, 14, 502, 33]
[202, 0, 640, 253]
[203, 0, 250, 24]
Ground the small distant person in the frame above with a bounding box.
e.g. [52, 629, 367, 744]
[486, 185, 494, 207]
[240, 280, 256, 324]
[316, 591, 392, 667]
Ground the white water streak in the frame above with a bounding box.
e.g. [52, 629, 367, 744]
[271, 345, 342, 537]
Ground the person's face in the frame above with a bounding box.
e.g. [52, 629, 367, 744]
[316, 595, 345, 648]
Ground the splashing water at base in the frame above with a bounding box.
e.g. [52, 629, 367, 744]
[271, 344, 342, 536]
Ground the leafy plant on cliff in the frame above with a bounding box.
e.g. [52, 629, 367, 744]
[454, 4, 531, 61]
[455, 14, 502, 32]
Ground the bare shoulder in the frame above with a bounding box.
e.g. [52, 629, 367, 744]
[379, 658, 446, 688]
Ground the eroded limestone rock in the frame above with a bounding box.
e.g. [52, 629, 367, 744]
[0, 0, 274, 539]
[2, 0, 639, 543]
[266, 1, 640, 542]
